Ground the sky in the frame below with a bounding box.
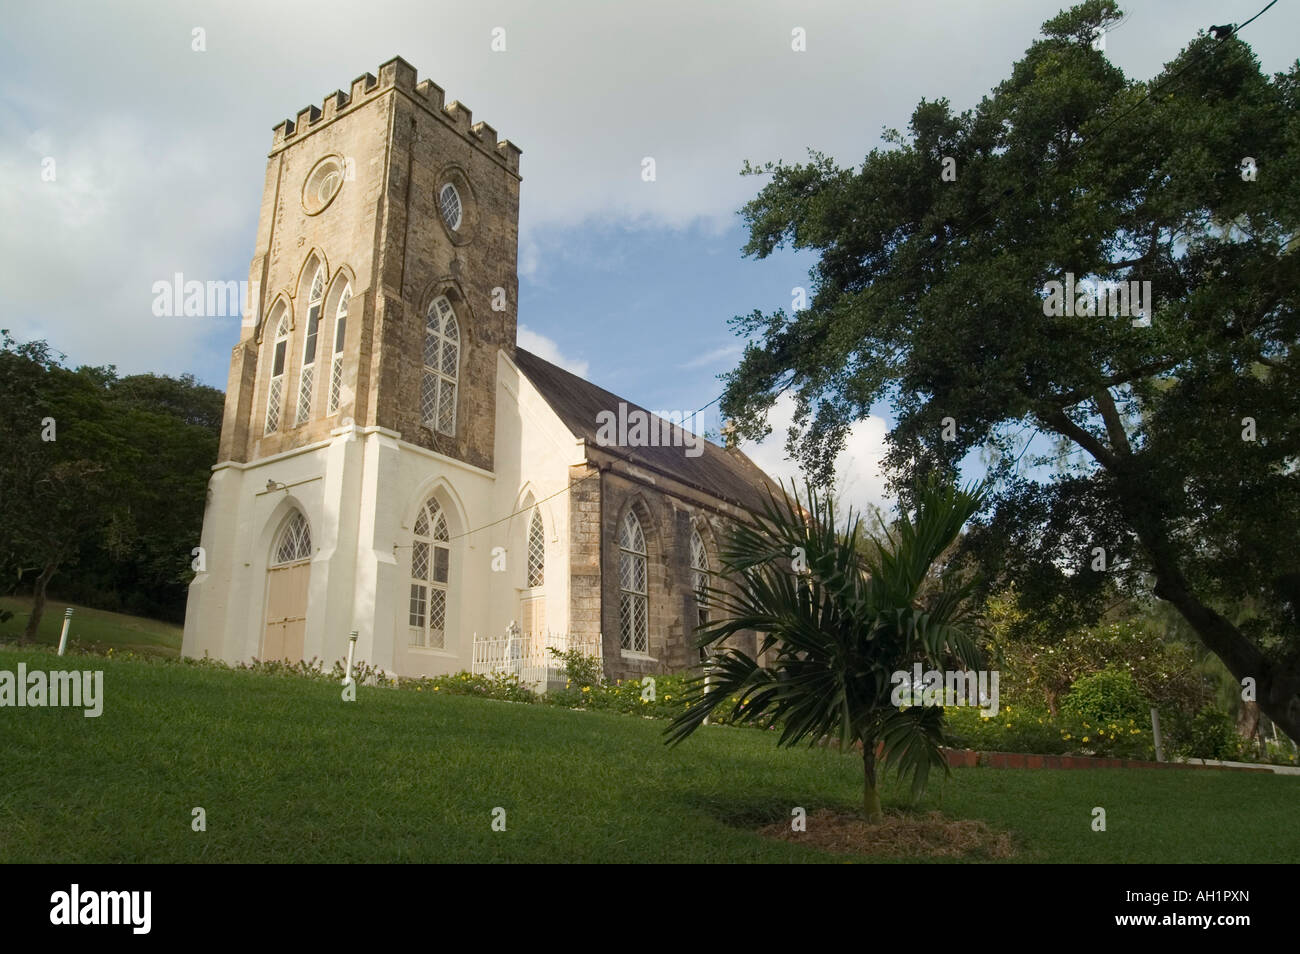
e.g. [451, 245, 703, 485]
[2, 0, 1295, 515]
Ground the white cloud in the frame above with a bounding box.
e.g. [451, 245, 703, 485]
[740, 392, 891, 517]
[2, 0, 1295, 380]
[681, 343, 742, 370]
[517, 324, 589, 378]
[518, 235, 540, 279]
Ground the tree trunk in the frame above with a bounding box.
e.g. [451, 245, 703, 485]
[22, 563, 57, 644]
[1237, 700, 1260, 742]
[1042, 408, 1300, 746]
[862, 740, 884, 823]
[1139, 534, 1300, 746]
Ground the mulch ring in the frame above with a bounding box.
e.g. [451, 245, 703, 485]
[758, 809, 1017, 859]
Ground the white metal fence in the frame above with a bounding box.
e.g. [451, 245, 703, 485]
[471, 626, 603, 692]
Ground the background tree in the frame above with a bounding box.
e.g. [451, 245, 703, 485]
[667, 480, 986, 821]
[0, 333, 222, 634]
[719, 2, 1300, 740]
[0, 334, 113, 640]
[985, 590, 1211, 718]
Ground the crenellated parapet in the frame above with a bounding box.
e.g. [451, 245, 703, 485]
[270, 56, 521, 175]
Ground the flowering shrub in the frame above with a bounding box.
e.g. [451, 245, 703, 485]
[547, 646, 603, 688]
[1060, 667, 1151, 726]
[176, 654, 397, 687]
[944, 703, 1156, 759]
[544, 673, 691, 719]
[398, 670, 536, 704]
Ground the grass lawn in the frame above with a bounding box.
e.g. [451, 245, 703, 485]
[0, 597, 183, 657]
[2, 645, 1296, 863]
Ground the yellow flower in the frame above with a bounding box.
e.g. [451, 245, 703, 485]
[582, 686, 590, 693]
[1063, 733, 1072, 740]
[434, 686, 440, 691]
[1082, 736, 1090, 742]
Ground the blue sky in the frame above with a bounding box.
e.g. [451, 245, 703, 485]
[2, 0, 1296, 513]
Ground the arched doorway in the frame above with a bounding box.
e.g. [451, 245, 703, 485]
[262, 511, 312, 661]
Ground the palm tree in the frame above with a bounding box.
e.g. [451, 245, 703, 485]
[666, 479, 987, 821]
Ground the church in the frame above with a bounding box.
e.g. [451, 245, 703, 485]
[182, 57, 778, 683]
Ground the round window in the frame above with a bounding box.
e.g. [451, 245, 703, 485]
[303, 156, 345, 215]
[439, 183, 463, 231]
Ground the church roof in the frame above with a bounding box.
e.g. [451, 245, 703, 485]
[513, 348, 780, 513]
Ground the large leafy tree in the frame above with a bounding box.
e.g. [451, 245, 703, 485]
[0, 334, 221, 634]
[719, 2, 1300, 740]
[0, 333, 113, 640]
[667, 481, 986, 821]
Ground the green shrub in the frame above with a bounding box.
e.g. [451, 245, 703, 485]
[548, 646, 603, 688]
[1061, 667, 1150, 726]
[942, 702, 1156, 759]
[944, 703, 1067, 754]
[544, 672, 691, 719]
[1174, 706, 1242, 761]
[398, 670, 536, 704]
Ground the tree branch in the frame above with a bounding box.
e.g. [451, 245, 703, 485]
[1094, 388, 1132, 458]
[1037, 407, 1118, 471]
[1042, 357, 1183, 410]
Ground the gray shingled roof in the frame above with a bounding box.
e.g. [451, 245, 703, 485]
[513, 347, 779, 513]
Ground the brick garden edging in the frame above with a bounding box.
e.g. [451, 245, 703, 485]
[940, 747, 1273, 773]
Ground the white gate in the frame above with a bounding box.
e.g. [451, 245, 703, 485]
[471, 625, 603, 692]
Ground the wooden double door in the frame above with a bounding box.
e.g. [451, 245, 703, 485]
[262, 560, 310, 661]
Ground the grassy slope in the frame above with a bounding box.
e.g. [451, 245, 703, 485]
[0, 597, 183, 657]
[1, 646, 1296, 864]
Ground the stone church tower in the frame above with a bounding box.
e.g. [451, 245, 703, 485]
[221, 55, 522, 471]
[185, 56, 775, 683]
[187, 57, 542, 676]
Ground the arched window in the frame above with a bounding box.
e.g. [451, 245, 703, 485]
[327, 283, 350, 414]
[272, 512, 312, 565]
[264, 304, 290, 434]
[690, 528, 710, 632]
[527, 508, 545, 588]
[422, 296, 459, 436]
[409, 497, 451, 649]
[618, 510, 648, 653]
[295, 265, 324, 426]
[519, 507, 547, 637]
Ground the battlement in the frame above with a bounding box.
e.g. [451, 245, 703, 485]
[270, 56, 521, 175]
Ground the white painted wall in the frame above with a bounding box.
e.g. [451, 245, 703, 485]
[182, 349, 588, 681]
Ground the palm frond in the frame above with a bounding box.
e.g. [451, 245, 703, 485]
[878, 705, 950, 803]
